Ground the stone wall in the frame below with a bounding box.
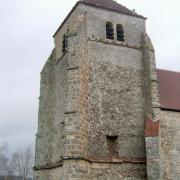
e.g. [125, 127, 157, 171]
[87, 41, 146, 160]
[35, 48, 68, 168]
[34, 2, 163, 180]
[145, 116, 160, 180]
[54, 4, 87, 60]
[142, 33, 161, 180]
[35, 49, 56, 167]
[80, 3, 145, 47]
[160, 110, 180, 180]
[63, 160, 146, 180]
[34, 166, 63, 180]
[84, 5, 147, 178]
[35, 2, 88, 177]
[35, 159, 146, 180]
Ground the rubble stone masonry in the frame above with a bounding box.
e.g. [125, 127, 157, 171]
[34, 1, 180, 180]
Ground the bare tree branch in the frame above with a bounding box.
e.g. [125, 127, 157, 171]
[10, 146, 34, 179]
[0, 143, 10, 175]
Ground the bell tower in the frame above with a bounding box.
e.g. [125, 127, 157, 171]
[34, 0, 159, 179]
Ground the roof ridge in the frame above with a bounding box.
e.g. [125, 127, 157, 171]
[80, 0, 145, 19]
[157, 69, 180, 74]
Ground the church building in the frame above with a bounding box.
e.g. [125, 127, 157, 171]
[34, 0, 180, 179]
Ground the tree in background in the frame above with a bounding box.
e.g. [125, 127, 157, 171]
[10, 146, 34, 179]
[0, 143, 10, 175]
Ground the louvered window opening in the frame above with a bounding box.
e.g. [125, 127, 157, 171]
[106, 22, 114, 40]
[117, 24, 124, 41]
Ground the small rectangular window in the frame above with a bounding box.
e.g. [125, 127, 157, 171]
[106, 135, 118, 155]
[62, 34, 68, 53]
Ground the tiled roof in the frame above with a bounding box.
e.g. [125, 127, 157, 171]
[157, 69, 180, 111]
[80, 0, 145, 19]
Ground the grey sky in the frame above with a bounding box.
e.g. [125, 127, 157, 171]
[0, 0, 179, 153]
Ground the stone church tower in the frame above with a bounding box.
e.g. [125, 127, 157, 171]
[34, 0, 161, 179]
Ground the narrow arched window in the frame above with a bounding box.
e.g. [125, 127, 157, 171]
[106, 22, 114, 40]
[117, 24, 124, 41]
[62, 34, 68, 53]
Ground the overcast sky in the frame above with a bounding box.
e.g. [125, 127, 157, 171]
[0, 0, 179, 153]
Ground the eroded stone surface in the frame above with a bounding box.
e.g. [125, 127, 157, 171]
[34, 1, 180, 180]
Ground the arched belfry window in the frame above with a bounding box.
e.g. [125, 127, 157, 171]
[116, 24, 124, 41]
[106, 22, 114, 40]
